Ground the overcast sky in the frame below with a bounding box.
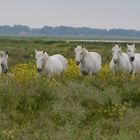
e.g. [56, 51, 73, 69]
[0, 0, 140, 30]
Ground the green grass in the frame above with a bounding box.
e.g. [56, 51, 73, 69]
[0, 37, 140, 140]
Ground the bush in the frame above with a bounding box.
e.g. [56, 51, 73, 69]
[11, 63, 37, 86]
[64, 59, 80, 78]
[98, 64, 111, 80]
[121, 86, 140, 107]
[103, 103, 128, 120]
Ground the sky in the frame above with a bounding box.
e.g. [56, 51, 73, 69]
[0, 0, 140, 30]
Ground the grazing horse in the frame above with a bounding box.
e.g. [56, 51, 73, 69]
[74, 46, 101, 75]
[127, 44, 140, 78]
[0, 51, 8, 74]
[35, 50, 67, 77]
[110, 44, 132, 74]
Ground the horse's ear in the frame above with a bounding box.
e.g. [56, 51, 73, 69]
[119, 45, 122, 53]
[43, 50, 46, 53]
[112, 43, 115, 47]
[35, 49, 37, 54]
[118, 43, 121, 47]
[133, 43, 135, 47]
[5, 50, 8, 55]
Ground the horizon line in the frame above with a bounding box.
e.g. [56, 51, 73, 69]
[0, 24, 140, 31]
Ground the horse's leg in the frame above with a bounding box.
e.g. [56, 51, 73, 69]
[130, 62, 136, 79]
[46, 73, 52, 79]
[131, 68, 136, 79]
[80, 71, 84, 76]
[80, 70, 88, 76]
[0, 65, 2, 74]
[111, 67, 116, 74]
[89, 71, 93, 76]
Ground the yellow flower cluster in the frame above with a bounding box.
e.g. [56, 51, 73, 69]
[0, 73, 7, 82]
[47, 78, 60, 87]
[103, 103, 127, 120]
[64, 58, 80, 78]
[2, 129, 15, 139]
[98, 64, 111, 80]
[98, 64, 131, 83]
[11, 63, 37, 86]
[112, 73, 131, 84]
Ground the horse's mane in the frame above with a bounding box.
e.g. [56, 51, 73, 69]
[82, 48, 89, 55]
[0, 51, 4, 57]
[43, 52, 50, 60]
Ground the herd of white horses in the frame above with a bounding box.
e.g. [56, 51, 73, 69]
[0, 43, 140, 79]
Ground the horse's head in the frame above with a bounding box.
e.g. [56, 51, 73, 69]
[127, 44, 135, 62]
[35, 50, 46, 73]
[74, 46, 84, 65]
[0, 51, 9, 73]
[112, 44, 122, 64]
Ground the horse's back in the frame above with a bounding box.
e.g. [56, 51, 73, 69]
[52, 54, 67, 70]
[90, 52, 101, 66]
[121, 52, 132, 72]
[45, 56, 63, 76]
[89, 52, 102, 73]
[133, 53, 140, 73]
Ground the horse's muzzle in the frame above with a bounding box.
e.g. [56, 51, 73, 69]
[76, 61, 80, 65]
[3, 69, 8, 73]
[130, 57, 135, 61]
[37, 68, 42, 73]
[113, 59, 118, 64]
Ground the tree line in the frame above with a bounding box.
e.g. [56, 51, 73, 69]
[0, 25, 140, 38]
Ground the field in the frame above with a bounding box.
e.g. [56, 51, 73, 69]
[0, 37, 140, 140]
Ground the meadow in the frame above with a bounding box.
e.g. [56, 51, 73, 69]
[0, 36, 140, 140]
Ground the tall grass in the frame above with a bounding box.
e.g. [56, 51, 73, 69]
[0, 37, 140, 140]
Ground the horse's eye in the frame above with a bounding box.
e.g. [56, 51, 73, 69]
[128, 50, 130, 52]
[81, 52, 83, 55]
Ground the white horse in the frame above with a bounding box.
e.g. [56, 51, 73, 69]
[127, 44, 140, 78]
[74, 46, 101, 75]
[0, 51, 8, 74]
[110, 44, 132, 74]
[35, 50, 67, 77]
